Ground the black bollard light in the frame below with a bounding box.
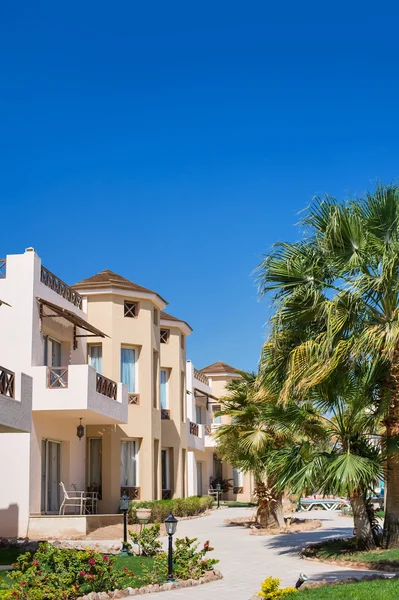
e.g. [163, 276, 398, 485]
[165, 512, 178, 581]
[295, 573, 308, 589]
[119, 493, 130, 556]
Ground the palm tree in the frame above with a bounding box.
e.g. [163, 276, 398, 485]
[267, 365, 383, 550]
[215, 372, 324, 528]
[256, 183, 399, 546]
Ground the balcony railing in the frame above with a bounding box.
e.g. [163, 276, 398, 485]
[0, 259, 6, 279]
[162, 489, 171, 500]
[189, 421, 199, 436]
[120, 486, 140, 500]
[0, 366, 15, 398]
[41, 266, 83, 309]
[47, 366, 68, 389]
[194, 368, 209, 385]
[161, 409, 170, 420]
[96, 374, 117, 400]
[233, 486, 244, 494]
[128, 393, 140, 405]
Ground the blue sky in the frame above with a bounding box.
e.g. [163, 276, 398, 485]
[1, 6, 398, 371]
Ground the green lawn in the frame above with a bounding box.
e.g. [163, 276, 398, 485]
[305, 538, 399, 569]
[220, 501, 257, 507]
[113, 555, 155, 586]
[284, 578, 399, 599]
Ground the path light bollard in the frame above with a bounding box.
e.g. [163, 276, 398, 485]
[295, 573, 308, 589]
[165, 512, 178, 582]
[119, 493, 130, 556]
[216, 483, 221, 509]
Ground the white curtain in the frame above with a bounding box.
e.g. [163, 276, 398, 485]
[160, 370, 168, 409]
[120, 440, 137, 486]
[89, 439, 102, 487]
[89, 346, 102, 374]
[121, 348, 135, 393]
[233, 468, 243, 487]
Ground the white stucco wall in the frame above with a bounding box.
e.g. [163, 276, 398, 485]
[0, 372, 32, 433]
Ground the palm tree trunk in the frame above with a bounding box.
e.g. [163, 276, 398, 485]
[256, 491, 284, 528]
[350, 494, 376, 550]
[383, 358, 399, 548]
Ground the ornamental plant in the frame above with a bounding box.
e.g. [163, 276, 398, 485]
[0, 543, 130, 600]
[258, 577, 298, 599]
[129, 523, 163, 556]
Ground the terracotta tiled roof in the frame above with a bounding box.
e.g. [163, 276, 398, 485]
[200, 361, 239, 374]
[73, 269, 167, 304]
[161, 311, 193, 332]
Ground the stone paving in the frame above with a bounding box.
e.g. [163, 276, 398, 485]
[128, 507, 392, 600]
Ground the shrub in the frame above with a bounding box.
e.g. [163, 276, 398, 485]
[128, 496, 213, 524]
[0, 543, 129, 600]
[137, 535, 219, 585]
[258, 576, 298, 599]
[129, 523, 163, 557]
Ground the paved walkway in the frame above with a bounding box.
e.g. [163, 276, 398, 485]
[129, 507, 391, 600]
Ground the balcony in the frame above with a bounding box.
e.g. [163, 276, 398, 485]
[204, 423, 220, 448]
[41, 266, 83, 309]
[193, 368, 209, 386]
[32, 364, 128, 424]
[0, 366, 32, 433]
[188, 420, 205, 451]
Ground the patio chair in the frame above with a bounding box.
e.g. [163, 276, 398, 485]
[59, 482, 88, 515]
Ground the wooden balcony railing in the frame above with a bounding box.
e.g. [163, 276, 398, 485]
[204, 424, 212, 435]
[162, 489, 171, 500]
[0, 259, 6, 279]
[233, 486, 244, 494]
[194, 368, 209, 385]
[0, 366, 15, 398]
[128, 393, 140, 405]
[47, 366, 69, 389]
[161, 409, 170, 420]
[96, 374, 117, 400]
[41, 266, 83, 309]
[189, 421, 199, 436]
[120, 486, 140, 500]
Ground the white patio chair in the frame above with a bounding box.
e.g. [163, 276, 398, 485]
[59, 482, 88, 515]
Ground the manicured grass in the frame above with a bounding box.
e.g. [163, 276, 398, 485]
[113, 554, 154, 585]
[306, 538, 399, 569]
[220, 501, 257, 507]
[284, 578, 399, 598]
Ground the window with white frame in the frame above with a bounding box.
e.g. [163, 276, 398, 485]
[195, 405, 202, 424]
[160, 369, 169, 410]
[120, 440, 138, 486]
[212, 404, 222, 424]
[120, 347, 136, 393]
[89, 345, 102, 374]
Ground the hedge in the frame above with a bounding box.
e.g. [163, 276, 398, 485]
[128, 496, 213, 524]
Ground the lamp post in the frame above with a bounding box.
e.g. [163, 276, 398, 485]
[119, 493, 130, 556]
[165, 512, 178, 582]
[295, 573, 308, 589]
[216, 483, 221, 509]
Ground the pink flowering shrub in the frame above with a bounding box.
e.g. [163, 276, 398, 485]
[0, 543, 130, 599]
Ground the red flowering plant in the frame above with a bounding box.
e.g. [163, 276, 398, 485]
[0, 543, 129, 599]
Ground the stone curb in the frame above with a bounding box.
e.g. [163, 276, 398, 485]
[77, 570, 223, 599]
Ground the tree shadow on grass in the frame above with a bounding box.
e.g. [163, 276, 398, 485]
[304, 567, 396, 583]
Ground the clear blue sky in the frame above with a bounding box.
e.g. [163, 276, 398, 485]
[1, 5, 398, 371]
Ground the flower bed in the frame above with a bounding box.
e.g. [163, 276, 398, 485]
[128, 496, 213, 524]
[0, 535, 219, 599]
